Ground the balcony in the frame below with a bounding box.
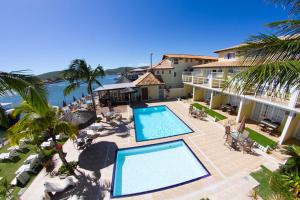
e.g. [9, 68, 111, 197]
[182, 74, 225, 89]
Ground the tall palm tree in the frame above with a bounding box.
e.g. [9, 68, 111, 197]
[0, 71, 48, 127]
[7, 102, 77, 174]
[63, 59, 105, 111]
[224, 0, 300, 95]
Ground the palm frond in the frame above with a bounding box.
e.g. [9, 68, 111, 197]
[267, 19, 300, 36]
[63, 82, 80, 96]
[0, 71, 48, 114]
[238, 34, 300, 65]
[223, 60, 300, 94]
[270, 0, 300, 15]
[54, 121, 77, 139]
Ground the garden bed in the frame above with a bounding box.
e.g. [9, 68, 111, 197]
[192, 103, 227, 121]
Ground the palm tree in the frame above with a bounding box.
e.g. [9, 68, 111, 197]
[224, 0, 300, 95]
[7, 102, 78, 174]
[281, 145, 300, 172]
[0, 71, 48, 128]
[63, 59, 105, 111]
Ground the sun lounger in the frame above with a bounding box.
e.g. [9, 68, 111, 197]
[11, 171, 30, 186]
[8, 141, 27, 152]
[24, 154, 40, 164]
[16, 158, 40, 175]
[41, 140, 54, 149]
[44, 176, 78, 198]
[0, 150, 19, 161]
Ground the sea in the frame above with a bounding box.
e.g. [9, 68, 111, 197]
[0, 74, 118, 107]
[0, 75, 118, 138]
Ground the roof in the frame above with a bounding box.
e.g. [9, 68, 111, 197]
[214, 44, 246, 53]
[151, 59, 173, 69]
[162, 54, 218, 60]
[94, 82, 135, 92]
[193, 59, 250, 68]
[133, 72, 164, 86]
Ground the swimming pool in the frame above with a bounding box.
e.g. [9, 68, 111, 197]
[112, 140, 210, 197]
[133, 105, 193, 141]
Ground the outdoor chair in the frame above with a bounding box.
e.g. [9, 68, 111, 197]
[16, 158, 41, 175]
[11, 171, 30, 186]
[224, 126, 231, 140]
[225, 135, 237, 150]
[242, 130, 250, 138]
[242, 139, 255, 154]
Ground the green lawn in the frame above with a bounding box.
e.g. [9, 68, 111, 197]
[250, 166, 293, 200]
[0, 144, 40, 200]
[192, 103, 227, 121]
[245, 127, 277, 149]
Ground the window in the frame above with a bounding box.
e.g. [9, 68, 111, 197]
[198, 60, 202, 64]
[162, 70, 164, 74]
[174, 72, 177, 77]
[225, 52, 235, 59]
[169, 70, 171, 74]
[174, 58, 178, 64]
[156, 71, 160, 75]
[185, 58, 188, 63]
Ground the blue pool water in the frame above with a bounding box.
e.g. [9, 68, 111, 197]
[112, 140, 210, 197]
[133, 105, 193, 141]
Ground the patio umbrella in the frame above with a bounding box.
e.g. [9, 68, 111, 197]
[238, 116, 246, 133]
[73, 96, 77, 102]
[61, 110, 97, 130]
[62, 100, 67, 107]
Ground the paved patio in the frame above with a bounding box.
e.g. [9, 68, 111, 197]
[21, 100, 283, 200]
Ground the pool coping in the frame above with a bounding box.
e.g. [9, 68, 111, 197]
[111, 139, 211, 198]
[132, 105, 194, 142]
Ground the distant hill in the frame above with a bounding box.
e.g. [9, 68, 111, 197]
[37, 70, 64, 81]
[37, 66, 149, 81]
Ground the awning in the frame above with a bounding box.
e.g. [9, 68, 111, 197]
[94, 82, 135, 92]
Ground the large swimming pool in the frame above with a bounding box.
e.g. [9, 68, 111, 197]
[112, 140, 210, 197]
[133, 105, 193, 141]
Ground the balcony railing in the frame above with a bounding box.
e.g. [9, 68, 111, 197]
[211, 78, 226, 88]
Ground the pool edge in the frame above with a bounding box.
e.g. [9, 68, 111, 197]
[110, 139, 211, 198]
[133, 105, 195, 142]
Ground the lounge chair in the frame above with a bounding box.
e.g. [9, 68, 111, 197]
[224, 125, 231, 140]
[24, 154, 40, 164]
[41, 140, 54, 149]
[11, 171, 30, 186]
[15, 158, 40, 175]
[0, 150, 19, 161]
[44, 176, 78, 199]
[8, 141, 27, 152]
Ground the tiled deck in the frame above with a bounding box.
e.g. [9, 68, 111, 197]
[21, 100, 283, 200]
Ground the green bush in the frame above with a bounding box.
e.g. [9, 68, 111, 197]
[57, 161, 78, 176]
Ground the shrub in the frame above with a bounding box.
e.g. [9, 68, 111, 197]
[57, 161, 78, 176]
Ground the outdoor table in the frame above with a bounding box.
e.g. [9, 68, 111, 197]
[260, 120, 279, 129]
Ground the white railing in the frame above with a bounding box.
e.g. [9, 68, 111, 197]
[193, 76, 209, 84]
[211, 78, 226, 88]
[182, 75, 192, 83]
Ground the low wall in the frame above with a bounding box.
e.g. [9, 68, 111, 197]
[167, 88, 185, 98]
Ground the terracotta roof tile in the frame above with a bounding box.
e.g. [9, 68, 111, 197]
[133, 72, 164, 86]
[151, 59, 173, 69]
[163, 54, 218, 60]
[193, 59, 250, 68]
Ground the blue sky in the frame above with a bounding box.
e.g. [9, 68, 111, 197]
[0, 0, 287, 74]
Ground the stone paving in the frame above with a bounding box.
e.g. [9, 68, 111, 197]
[21, 100, 283, 200]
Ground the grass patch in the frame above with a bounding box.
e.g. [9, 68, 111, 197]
[250, 166, 293, 200]
[245, 127, 277, 149]
[192, 103, 227, 121]
[0, 144, 38, 200]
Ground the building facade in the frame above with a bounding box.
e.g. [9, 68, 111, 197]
[182, 45, 300, 145]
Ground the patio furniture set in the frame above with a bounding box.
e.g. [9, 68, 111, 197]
[258, 118, 280, 135]
[224, 126, 255, 154]
[189, 105, 207, 120]
[220, 103, 237, 115]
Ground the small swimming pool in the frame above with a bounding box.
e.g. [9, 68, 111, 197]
[133, 105, 193, 141]
[112, 140, 210, 197]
